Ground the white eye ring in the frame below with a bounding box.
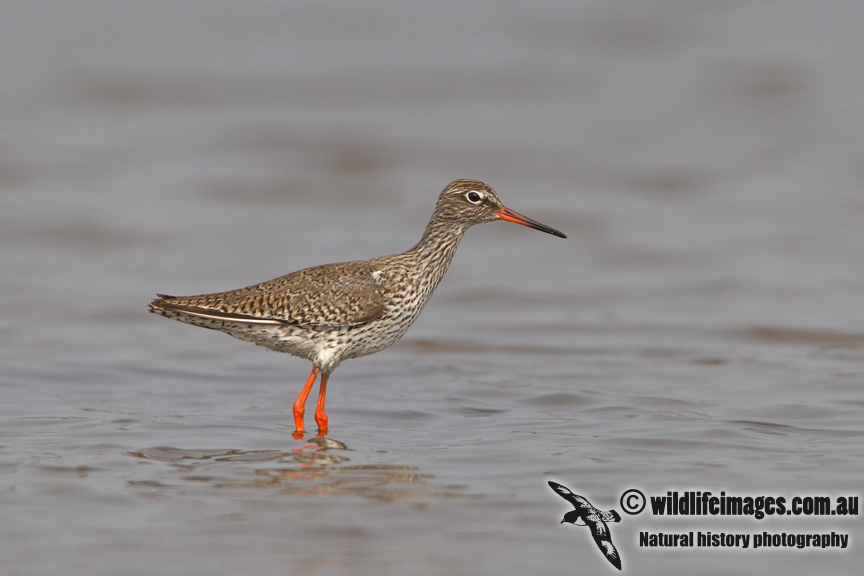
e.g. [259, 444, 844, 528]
[465, 191, 484, 204]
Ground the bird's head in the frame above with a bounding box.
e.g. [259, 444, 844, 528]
[432, 179, 566, 238]
[561, 510, 586, 525]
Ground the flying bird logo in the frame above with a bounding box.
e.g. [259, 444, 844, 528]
[548, 481, 623, 570]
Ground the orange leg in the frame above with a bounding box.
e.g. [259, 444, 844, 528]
[314, 373, 329, 435]
[292, 367, 319, 438]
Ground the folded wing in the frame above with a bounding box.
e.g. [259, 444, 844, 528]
[150, 261, 386, 328]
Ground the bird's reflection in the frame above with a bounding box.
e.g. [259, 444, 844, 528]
[129, 438, 462, 501]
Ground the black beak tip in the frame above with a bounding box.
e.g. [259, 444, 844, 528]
[529, 219, 567, 239]
[537, 225, 567, 239]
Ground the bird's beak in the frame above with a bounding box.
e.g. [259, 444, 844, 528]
[496, 206, 567, 239]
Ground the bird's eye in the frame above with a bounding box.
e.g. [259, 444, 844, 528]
[466, 191, 483, 204]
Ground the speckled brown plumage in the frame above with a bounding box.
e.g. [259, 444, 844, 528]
[149, 179, 566, 437]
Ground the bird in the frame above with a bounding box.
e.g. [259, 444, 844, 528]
[548, 481, 622, 570]
[148, 179, 566, 438]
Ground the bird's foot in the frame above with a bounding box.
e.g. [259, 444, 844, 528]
[314, 413, 328, 436]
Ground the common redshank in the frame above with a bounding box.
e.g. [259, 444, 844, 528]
[149, 179, 565, 437]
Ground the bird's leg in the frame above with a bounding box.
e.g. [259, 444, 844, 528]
[314, 373, 329, 435]
[292, 367, 319, 438]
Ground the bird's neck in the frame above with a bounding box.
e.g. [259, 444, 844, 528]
[405, 218, 469, 290]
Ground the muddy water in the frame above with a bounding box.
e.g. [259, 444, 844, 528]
[1, 2, 863, 574]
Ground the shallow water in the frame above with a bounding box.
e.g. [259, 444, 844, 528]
[2, 1, 863, 574]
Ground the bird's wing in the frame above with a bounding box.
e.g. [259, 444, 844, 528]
[588, 520, 622, 571]
[548, 481, 593, 513]
[602, 510, 621, 523]
[585, 510, 620, 524]
[151, 261, 386, 328]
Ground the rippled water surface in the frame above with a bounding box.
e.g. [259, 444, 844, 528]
[2, 2, 863, 574]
